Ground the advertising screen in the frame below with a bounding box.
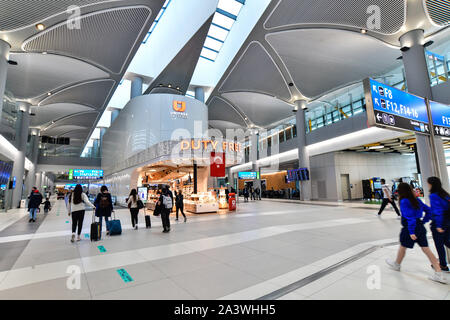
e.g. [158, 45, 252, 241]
[364, 78, 430, 134]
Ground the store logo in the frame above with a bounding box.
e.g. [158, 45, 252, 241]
[173, 101, 186, 112]
[171, 101, 188, 119]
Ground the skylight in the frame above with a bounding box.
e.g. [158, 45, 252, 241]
[142, 0, 172, 44]
[200, 0, 245, 62]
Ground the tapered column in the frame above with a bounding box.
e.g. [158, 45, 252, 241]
[131, 76, 143, 99]
[400, 29, 449, 193]
[195, 87, 205, 103]
[295, 100, 311, 201]
[25, 129, 40, 198]
[11, 102, 31, 208]
[0, 39, 10, 118]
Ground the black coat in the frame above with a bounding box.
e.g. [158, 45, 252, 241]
[28, 192, 43, 209]
[175, 194, 184, 208]
[94, 192, 113, 217]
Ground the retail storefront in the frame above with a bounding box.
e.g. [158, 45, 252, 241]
[101, 93, 243, 213]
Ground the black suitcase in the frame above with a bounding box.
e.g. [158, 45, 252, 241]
[145, 215, 151, 228]
[90, 214, 101, 241]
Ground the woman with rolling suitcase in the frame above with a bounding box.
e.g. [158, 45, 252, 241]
[67, 184, 96, 243]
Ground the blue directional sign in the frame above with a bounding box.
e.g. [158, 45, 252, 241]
[73, 169, 104, 179]
[238, 172, 259, 180]
[430, 100, 450, 138]
[364, 79, 430, 134]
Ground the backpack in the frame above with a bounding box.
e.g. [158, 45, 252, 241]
[99, 194, 110, 209]
[162, 195, 172, 209]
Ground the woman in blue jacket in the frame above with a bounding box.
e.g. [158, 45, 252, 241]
[386, 183, 446, 284]
[427, 177, 450, 272]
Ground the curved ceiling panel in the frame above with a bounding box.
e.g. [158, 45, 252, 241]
[49, 111, 99, 128]
[31, 103, 94, 127]
[222, 92, 294, 128]
[22, 6, 152, 73]
[6, 53, 109, 99]
[423, 0, 450, 26]
[266, 29, 399, 98]
[219, 42, 291, 100]
[209, 120, 245, 132]
[59, 129, 91, 139]
[265, 0, 406, 35]
[208, 97, 246, 127]
[42, 125, 89, 137]
[39, 79, 115, 109]
[0, 0, 111, 31]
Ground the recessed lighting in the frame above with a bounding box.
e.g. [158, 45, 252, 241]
[42, 51, 47, 55]
[168, 84, 172, 88]
[36, 23, 46, 31]
[47, 92, 52, 96]
[360, 29, 367, 34]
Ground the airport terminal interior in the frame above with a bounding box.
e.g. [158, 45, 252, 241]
[0, 0, 449, 302]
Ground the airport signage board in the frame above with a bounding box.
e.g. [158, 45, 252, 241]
[238, 172, 259, 180]
[429, 100, 450, 138]
[364, 78, 430, 135]
[72, 169, 104, 179]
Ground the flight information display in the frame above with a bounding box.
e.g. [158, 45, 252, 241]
[70, 169, 104, 180]
[429, 100, 450, 138]
[286, 168, 310, 182]
[238, 172, 259, 180]
[364, 78, 430, 134]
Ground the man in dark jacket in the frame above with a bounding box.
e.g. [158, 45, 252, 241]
[94, 186, 114, 235]
[159, 188, 172, 233]
[28, 188, 43, 222]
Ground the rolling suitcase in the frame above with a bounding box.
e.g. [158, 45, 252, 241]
[145, 214, 151, 228]
[107, 212, 122, 236]
[90, 214, 101, 242]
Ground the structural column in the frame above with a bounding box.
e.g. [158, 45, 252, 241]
[11, 102, 31, 208]
[110, 108, 120, 125]
[130, 76, 143, 99]
[194, 87, 205, 103]
[35, 172, 42, 191]
[0, 39, 10, 117]
[25, 129, 40, 199]
[295, 100, 311, 201]
[92, 139, 100, 158]
[400, 29, 449, 193]
[98, 127, 107, 158]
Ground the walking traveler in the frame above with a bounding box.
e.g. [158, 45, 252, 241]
[127, 189, 140, 230]
[159, 188, 172, 233]
[426, 177, 450, 272]
[385, 183, 446, 284]
[67, 184, 95, 243]
[28, 188, 43, 222]
[94, 185, 114, 236]
[377, 179, 401, 217]
[175, 191, 186, 222]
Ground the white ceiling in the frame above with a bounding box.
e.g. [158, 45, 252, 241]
[6, 53, 108, 99]
[1, 0, 165, 155]
[266, 29, 400, 98]
[207, 0, 449, 131]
